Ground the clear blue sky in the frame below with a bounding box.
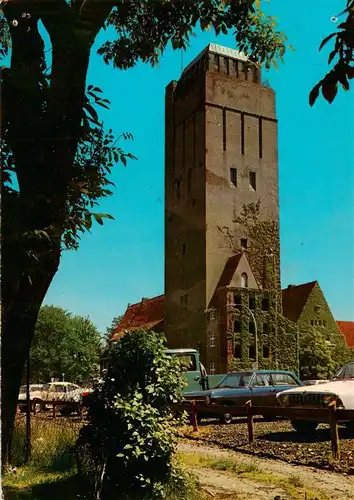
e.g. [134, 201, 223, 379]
[44, 0, 354, 332]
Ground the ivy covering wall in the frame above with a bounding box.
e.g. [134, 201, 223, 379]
[296, 283, 352, 379]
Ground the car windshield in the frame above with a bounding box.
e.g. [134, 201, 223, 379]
[333, 362, 354, 380]
[171, 354, 197, 372]
[217, 373, 252, 388]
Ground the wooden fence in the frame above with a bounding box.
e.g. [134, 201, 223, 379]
[173, 400, 354, 460]
[18, 400, 84, 419]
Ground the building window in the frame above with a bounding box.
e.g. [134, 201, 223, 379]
[241, 272, 248, 288]
[180, 294, 188, 306]
[187, 168, 192, 196]
[310, 319, 314, 326]
[241, 238, 248, 250]
[230, 168, 237, 186]
[234, 343, 242, 359]
[176, 178, 181, 200]
[234, 321, 241, 333]
[249, 344, 256, 360]
[249, 171, 256, 190]
[249, 293, 256, 310]
[209, 332, 216, 348]
[223, 57, 229, 75]
[214, 54, 220, 71]
[233, 294, 241, 305]
[232, 59, 239, 77]
[262, 297, 270, 311]
[210, 362, 216, 375]
[262, 345, 270, 358]
[249, 322, 255, 334]
[182, 243, 186, 255]
[210, 310, 216, 321]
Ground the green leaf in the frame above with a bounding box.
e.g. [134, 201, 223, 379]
[92, 213, 115, 226]
[321, 81, 338, 103]
[309, 84, 320, 106]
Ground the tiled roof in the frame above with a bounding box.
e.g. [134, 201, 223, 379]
[337, 321, 354, 348]
[281, 281, 317, 322]
[110, 295, 164, 342]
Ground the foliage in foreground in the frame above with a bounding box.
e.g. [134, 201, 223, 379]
[76, 330, 188, 499]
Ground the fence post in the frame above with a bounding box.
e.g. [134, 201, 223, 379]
[191, 400, 199, 432]
[329, 400, 340, 460]
[246, 400, 254, 444]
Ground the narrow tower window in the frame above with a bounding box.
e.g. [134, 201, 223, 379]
[258, 117, 263, 158]
[249, 171, 256, 190]
[223, 57, 229, 75]
[182, 243, 186, 255]
[187, 168, 192, 196]
[209, 332, 216, 348]
[241, 238, 248, 249]
[230, 168, 237, 187]
[241, 272, 248, 288]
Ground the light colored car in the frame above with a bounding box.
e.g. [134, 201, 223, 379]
[18, 384, 45, 412]
[31, 382, 87, 415]
[277, 362, 354, 433]
[302, 380, 329, 386]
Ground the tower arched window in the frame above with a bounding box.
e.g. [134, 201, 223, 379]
[241, 272, 248, 288]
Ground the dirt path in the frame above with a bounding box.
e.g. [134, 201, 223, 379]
[178, 439, 354, 500]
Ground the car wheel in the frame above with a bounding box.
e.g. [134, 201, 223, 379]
[291, 420, 318, 434]
[32, 400, 43, 413]
[220, 412, 233, 424]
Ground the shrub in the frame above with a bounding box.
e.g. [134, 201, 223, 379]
[76, 330, 188, 499]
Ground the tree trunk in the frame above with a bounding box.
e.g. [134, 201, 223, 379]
[1, 1, 110, 465]
[1, 226, 60, 465]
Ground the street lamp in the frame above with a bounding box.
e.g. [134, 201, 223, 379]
[227, 303, 258, 370]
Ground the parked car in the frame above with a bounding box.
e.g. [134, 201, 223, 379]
[31, 382, 87, 415]
[184, 370, 302, 423]
[302, 380, 329, 386]
[18, 384, 45, 412]
[332, 361, 354, 380]
[277, 361, 354, 434]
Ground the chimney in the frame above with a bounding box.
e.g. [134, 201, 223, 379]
[287, 285, 295, 289]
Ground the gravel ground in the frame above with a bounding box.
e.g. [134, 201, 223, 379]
[178, 440, 354, 500]
[180, 417, 354, 474]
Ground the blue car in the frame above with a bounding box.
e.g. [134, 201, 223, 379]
[184, 370, 302, 423]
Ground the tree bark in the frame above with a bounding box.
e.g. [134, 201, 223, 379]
[1, 0, 112, 464]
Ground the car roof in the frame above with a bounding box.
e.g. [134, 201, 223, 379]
[48, 381, 75, 385]
[165, 349, 198, 354]
[226, 370, 296, 375]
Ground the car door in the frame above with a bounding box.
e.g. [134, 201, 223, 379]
[250, 374, 274, 406]
[215, 374, 252, 406]
[271, 373, 299, 400]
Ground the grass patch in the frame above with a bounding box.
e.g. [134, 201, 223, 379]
[10, 415, 82, 472]
[3, 469, 79, 500]
[179, 452, 330, 500]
